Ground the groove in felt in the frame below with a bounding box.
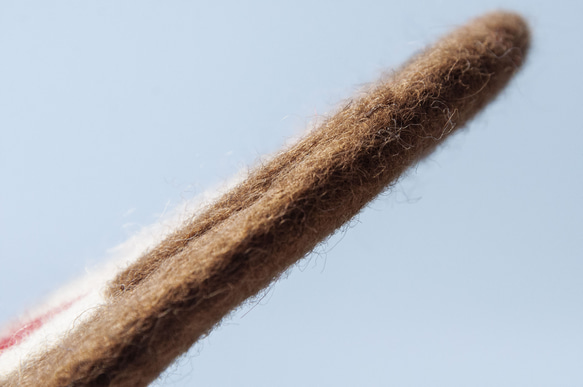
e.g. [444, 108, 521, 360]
[1, 11, 530, 387]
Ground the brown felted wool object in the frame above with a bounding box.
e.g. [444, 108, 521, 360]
[2, 11, 530, 387]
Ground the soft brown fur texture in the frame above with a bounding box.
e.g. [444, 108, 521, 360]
[2, 11, 530, 387]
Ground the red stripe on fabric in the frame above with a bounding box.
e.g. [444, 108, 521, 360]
[0, 296, 83, 354]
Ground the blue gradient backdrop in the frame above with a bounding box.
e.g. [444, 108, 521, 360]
[1, 1, 582, 386]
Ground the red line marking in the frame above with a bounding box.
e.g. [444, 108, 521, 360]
[0, 296, 83, 354]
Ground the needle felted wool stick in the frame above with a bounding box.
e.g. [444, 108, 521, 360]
[1, 11, 530, 387]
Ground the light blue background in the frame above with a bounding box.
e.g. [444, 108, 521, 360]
[1, 1, 582, 386]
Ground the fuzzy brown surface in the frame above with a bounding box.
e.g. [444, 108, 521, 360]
[2, 11, 530, 387]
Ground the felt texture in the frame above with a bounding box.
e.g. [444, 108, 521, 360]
[0, 11, 530, 387]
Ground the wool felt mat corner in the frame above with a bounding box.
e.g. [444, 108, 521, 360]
[0, 11, 530, 387]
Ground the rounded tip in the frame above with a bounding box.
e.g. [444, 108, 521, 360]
[473, 11, 531, 65]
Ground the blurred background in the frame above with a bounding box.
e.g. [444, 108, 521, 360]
[1, 1, 581, 386]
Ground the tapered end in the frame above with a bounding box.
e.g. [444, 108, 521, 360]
[472, 11, 530, 66]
